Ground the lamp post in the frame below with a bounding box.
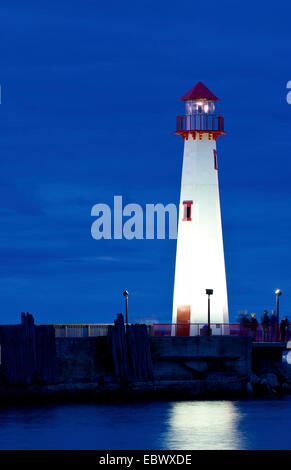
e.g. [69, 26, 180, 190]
[123, 290, 129, 326]
[275, 289, 282, 325]
[205, 289, 213, 336]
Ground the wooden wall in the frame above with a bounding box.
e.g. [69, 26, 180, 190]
[108, 314, 153, 382]
[0, 313, 57, 384]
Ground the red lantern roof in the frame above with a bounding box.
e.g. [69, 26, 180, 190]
[181, 81, 219, 101]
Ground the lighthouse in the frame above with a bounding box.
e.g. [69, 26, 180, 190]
[172, 82, 229, 334]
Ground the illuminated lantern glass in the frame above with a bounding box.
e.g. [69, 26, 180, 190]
[185, 100, 215, 115]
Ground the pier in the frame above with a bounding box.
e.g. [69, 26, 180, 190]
[0, 314, 289, 401]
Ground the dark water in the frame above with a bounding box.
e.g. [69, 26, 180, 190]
[0, 398, 290, 450]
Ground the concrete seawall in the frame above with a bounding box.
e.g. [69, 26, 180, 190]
[0, 334, 288, 401]
[150, 336, 251, 379]
[55, 336, 251, 381]
[50, 336, 252, 399]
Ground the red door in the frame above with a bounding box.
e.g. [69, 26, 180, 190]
[176, 305, 190, 336]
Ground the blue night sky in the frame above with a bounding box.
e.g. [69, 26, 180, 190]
[0, 0, 291, 324]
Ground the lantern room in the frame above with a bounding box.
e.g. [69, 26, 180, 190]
[176, 81, 225, 140]
[181, 81, 219, 115]
[185, 100, 216, 115]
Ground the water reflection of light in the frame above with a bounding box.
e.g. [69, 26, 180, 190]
[162, 401, 245, 450]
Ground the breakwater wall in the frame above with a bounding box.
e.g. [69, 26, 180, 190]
[51, 334, 252, 398]
[56, 335, 251, 383]
[0, 314, 289, 400]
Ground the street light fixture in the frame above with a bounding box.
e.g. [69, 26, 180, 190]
[123, 290, 129, 326]
[205, 289, 213, 336]
[275, 289, 282, 325]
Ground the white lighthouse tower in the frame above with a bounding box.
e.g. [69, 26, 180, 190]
[172, 82, 229, 334]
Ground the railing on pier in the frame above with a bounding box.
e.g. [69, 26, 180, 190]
[53, 323, 112, 338]
[50, 322, 290, 342]
[148, 323, 289, 343]
[176, 114, 224, 134]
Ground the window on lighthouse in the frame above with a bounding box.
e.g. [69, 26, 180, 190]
[213, 150, 218, 170]
[182, 201, 193, 221]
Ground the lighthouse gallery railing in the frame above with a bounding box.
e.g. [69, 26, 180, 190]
[176, 114, 224, 133]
